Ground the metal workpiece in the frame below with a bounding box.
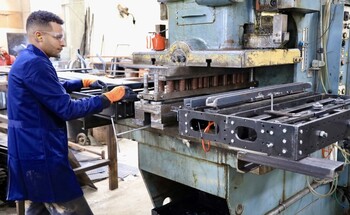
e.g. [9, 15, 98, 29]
[205, 82, 311, 108]
[237, 151, 343, 179]
[133, 41, 301, 68]
[178, 84, 350, 161]
[183, 83, 314, 110]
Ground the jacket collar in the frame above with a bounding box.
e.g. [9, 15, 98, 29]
[27, 44, 49, 59]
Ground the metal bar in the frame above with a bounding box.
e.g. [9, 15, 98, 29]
[265, 182, 321, 215]
[206, 82, 311, 108]
[56, 68, 93, 72]
[73, 159, 110, 175]
[237, 151, 343, 179]
[116, 125, 151, 136]
[110, 117, 120, 153]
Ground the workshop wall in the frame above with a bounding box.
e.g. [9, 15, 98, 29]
[0, 0, 166, 63]
[0, 0, 28, 54]
[85, 0, 166, 57]
[62, 0, 166, 62]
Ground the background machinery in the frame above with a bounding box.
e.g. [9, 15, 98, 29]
[113, 0, 350, 214]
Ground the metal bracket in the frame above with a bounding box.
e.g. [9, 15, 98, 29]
[237, 151, 344, 179]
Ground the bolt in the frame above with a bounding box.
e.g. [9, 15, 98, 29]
[300, 129, 303, 134]
[261, 129, 265, 134]
[235, 204, 244, 215]
[269, 130, 274, 135]
[267, 143, 274, 148]
[299, 150, 303, 155]
[282, 139, 287, 144]
[299, 140, 303, 145]
[282, 148, 287, 154]
[318, 131, 328, 138]
[231, 121, 235, 125]
[231, 139, 235, 143]
[231, 130, 234, 134]
[282, 128, 287, 133]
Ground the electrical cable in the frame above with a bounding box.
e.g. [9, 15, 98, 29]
[322, 145, 334, 158]
[334, 144, 350, 165]
[199, 121, 214, 152]
[306, 174, 338, 198]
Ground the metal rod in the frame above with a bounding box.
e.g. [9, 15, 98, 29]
[265, 182, 320, 215]
[110, 117, 120, 153]
[154, 73, 159, 94]
[143, 72, 149, 93]
[250, 68, 254, 82]
[116, 125, 151, 136]
[270, 93, 274, 111]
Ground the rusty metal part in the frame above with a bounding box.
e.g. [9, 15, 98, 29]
[133, 41, 301, 68]
[191, 78, 198, 90]
[166, 80, 174, 93]
[179, 79, 186, 91]
[158, 81, 165, 92]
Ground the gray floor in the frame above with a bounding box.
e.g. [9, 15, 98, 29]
[0, 138, 154, 215]
[84, 138, 154, 215]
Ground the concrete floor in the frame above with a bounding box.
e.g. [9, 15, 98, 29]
[84, 138, 154, 215]
[0, 138, 154, 215]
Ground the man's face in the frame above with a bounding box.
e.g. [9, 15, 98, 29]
[38, 22, 66, 58]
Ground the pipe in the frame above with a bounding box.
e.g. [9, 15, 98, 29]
[265, 182, 321, 215]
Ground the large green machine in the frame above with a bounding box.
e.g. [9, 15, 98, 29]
[122, 0, 350, 214]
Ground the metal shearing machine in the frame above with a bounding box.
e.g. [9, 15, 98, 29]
[111, 0, 350, 214]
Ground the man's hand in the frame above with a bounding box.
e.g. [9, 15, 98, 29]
[103, 86, 126, 103]
[82, 79, 108, 89]
[102, 86, 137, 103]
[121, 86, 137, 100]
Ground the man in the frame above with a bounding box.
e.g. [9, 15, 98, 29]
[6, 10, 133, 214]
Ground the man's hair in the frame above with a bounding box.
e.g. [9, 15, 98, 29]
[26, 10, 64, 33]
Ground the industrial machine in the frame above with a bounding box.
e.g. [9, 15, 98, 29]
[3, 0, 347, 214]
[113, 0, 350, 214]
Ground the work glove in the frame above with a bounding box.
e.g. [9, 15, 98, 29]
[82, 79, 108, 89]
[100, 86, 138, 108]
[122, 86, 138, 101]
[102, 86, 126, 104]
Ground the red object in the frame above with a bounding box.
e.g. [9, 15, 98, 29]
[152, 33, 165, 51]
[0, 52, 15, 66]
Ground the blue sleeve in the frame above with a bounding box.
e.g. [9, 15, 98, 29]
[60, 79, 83, 93]
[24, 59, 104, 121]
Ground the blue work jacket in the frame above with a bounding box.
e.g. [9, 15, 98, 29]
[6, 44, 104, 202]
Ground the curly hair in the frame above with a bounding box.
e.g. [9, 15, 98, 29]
[26, 10, 64, 32]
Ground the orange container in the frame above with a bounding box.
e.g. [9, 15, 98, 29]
[152, 33, 165, 51]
